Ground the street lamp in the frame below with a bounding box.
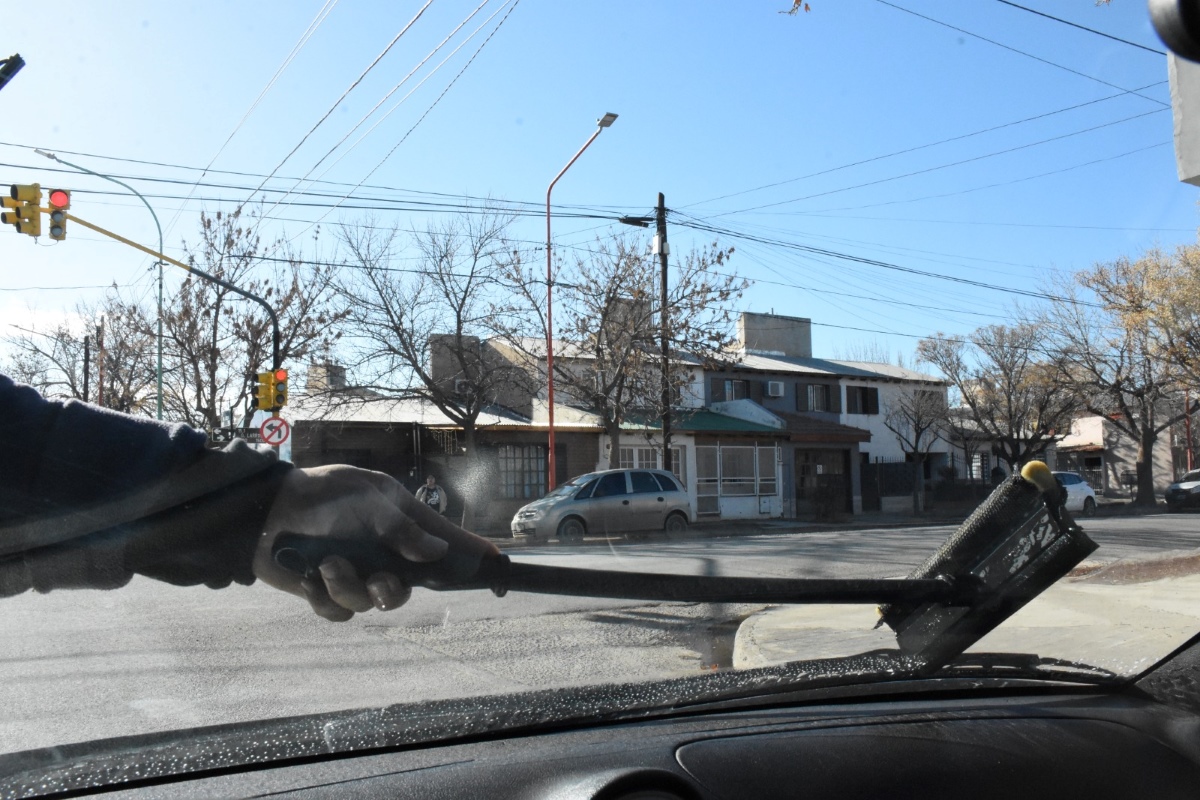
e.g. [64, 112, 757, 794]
[546, 112, 617, 490]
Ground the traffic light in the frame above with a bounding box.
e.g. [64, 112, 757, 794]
[47, 188, 69, 241]
[3, 183, 41, 237]
[254, 372, 274, 410]
[0, 196, 19, 231]
[273, 368, 288, 409]
[253, 368, 288, 411]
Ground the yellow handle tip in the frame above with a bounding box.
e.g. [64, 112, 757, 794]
[1020, 461, 1056, 493]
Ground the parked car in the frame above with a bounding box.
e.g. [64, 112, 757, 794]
[1165, 470, 1200, 511]
[1052, 471, 1097, 517]
[511, 468, 693, 541]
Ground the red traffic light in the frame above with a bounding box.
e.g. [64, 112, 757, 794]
[273, 368, 288, 382]
[48, 189, 70, 209]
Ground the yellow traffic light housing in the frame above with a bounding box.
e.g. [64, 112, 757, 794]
[253, 369, 289, 411]
[254, 372, 274, 411]
[273, 368, 288, 409]
[4, 183, 41, 237]
[0, 196, 19, 231]
[47, 188, 70, 241]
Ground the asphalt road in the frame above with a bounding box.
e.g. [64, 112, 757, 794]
[1, 514, 1196, 755]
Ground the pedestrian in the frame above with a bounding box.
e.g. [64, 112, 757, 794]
[0, 372, 498, 622]
[415, 475, 448, 515]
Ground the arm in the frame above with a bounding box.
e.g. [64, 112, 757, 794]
[0, 374, 468, 621]
[0, 373, 289, 594]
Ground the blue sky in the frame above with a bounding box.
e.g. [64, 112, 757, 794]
[1, 0, 1193, 367]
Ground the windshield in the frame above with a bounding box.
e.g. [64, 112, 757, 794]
[5, 1, 1200, 793]
[545, 473, 598, 498]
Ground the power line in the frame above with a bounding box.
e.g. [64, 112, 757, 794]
[0, 284, 135, 291]
[240, 0, 436, 209]
[668, 211, 1104, 309]
[265, 0, 495, 217]
[163, 0, 341, 240]
[684, 80, 1165, 209]
[787, 140, 1170, 216]
[994, 0, 1166, 56]
[282, 0, 523, 242]
[872, 0, 1169, 108]
[766, 211, 1196, 233]
[710, 108, 1166, 217]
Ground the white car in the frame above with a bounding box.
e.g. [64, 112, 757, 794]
[1052, 471, 1097, 517]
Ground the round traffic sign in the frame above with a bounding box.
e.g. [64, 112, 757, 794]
[259, 416, 291, 447]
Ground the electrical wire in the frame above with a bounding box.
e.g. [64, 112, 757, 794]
[279, 0, 523, 243]
[161, 0, 342, 240]
[683, 80, 1165, 209]
[240, 0, 436, 209]
[262, 0, 494, 218]
[994, 0, 1166, 56]
[872, 0, 1169, 107]
[788, 140, 1170, 216]
[708, 108, 1167, 217]
[668, 211, 1104, 309]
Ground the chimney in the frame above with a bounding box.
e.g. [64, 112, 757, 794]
[738, 312, 812, 358]
[307, 362, 347, 392]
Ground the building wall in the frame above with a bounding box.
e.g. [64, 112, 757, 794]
[1101, 420, 1176, 497]
[842, 380, 949, 464]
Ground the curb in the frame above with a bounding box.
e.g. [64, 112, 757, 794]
[733, 549, 1200, 673]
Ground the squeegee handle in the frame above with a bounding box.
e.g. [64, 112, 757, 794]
[272, 532, 967, 604]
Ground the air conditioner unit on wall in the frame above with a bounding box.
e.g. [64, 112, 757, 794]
[766, 380, 785, 398]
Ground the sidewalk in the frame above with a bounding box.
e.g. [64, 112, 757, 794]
[733, 549, 1200, 674]
[483, 508, 976, 543]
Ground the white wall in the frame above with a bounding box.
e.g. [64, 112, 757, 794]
[840, 380, 950, 463]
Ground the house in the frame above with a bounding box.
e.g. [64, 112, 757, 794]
[1055, 415, 1176, 498]
[699, 312, 950, 515]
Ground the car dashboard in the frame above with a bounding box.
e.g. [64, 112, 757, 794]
[70, 645, 1200, 800]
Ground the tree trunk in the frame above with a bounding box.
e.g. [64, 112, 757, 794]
[912, 453, 926, 513]
[1134, 428, 1158, 507]
[605, 417, 622, 470]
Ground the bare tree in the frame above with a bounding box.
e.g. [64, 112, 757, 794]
[3, 294, 156, 413]
[503, 234, 744, 469]
[918, 325, 1077, 472]
[1037, 255, 1193, 506]
[882, 382, 947, 513]
[161, 208, 348, 430]
[336, 211, 528, 525]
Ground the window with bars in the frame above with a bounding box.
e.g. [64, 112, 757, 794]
[498, 445, 546, 500]
[758, 445, 778, 495]
[720, 446, 757, 496]
[696, 445, 720, 514]
[696, 443, 779, 511]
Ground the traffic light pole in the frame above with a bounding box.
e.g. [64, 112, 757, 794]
[62, 212, 281, 371]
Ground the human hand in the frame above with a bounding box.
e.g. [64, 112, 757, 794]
[254, 465, 452, 621]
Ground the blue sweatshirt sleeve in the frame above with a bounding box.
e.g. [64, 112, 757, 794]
[0, 374, 292, 596]
[0, 374, 210, 520]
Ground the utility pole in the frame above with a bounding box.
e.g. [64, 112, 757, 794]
[655, 193, 671, 473]
[95, 319, 105, 408]
[83, 334, 90, 403]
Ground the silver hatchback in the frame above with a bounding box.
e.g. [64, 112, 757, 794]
[510, 468, 694, 541]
